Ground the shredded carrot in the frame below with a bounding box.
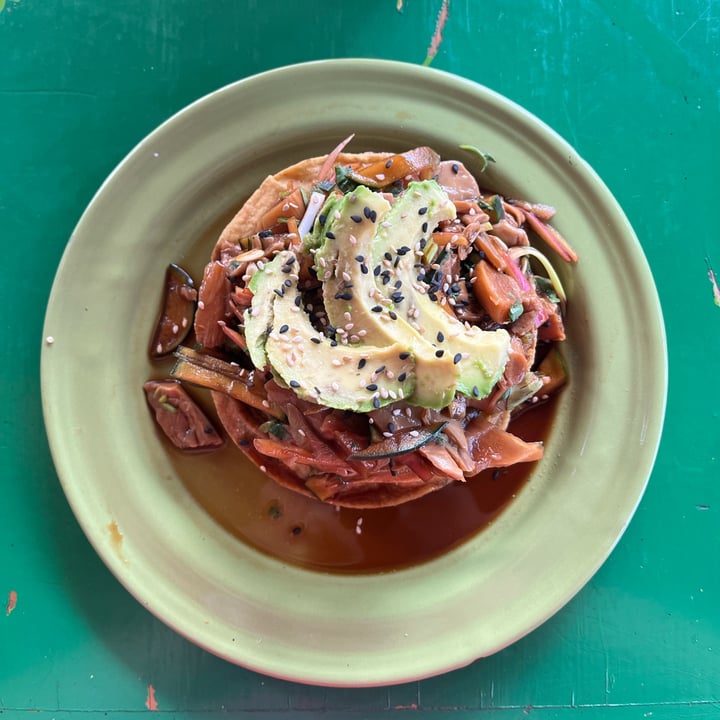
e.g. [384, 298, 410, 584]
[524, 211, 578, 263]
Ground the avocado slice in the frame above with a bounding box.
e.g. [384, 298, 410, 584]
[314, 185, 458, 409]
[244, 256, 279, 370]
[244, 250, 416, 412]
[373, 180, 510, 399]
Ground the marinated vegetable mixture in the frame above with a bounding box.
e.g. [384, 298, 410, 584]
[145, 139, 577, 509]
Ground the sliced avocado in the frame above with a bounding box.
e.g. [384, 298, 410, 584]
[244, 250, 416, 412]
[314, 185, 458, 409]
[373, 180, 511, 399]
[243, 253, 287, 369]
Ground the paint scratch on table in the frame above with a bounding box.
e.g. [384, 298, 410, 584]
[423, 0, 449, 66]
[6, 590, 17, 616]
[107, 520, 127, 564]
[145, 684, 159, 711]
[396, 0, 403, 11]
[706, 258, 720, 307]
[393, 704, 419, 710]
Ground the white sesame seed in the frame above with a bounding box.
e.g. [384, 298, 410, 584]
[409, 430, 419, 437]
[343, 311, 352, 322]
[198, 300, 206, 310]
[332, 358, 343, 366]
[331, 381, 340, 392]
[383, 431, 393, 438]
[349, 334, 360, 343]
[155, 343, 162, 354]
[259, 465, 267, 473]
[342, 271, 352, 283]
[172, 324, 179, 334]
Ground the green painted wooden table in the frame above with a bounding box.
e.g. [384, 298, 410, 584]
[2, 1, 719, 717]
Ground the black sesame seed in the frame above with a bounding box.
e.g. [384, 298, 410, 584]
[371, 305, 383, 313]
[391, 292, 404, 303]
[436, 331, 445, 343]
[273, 288, 284, 298]
[311, 337, 322, 344]
[294, 295, 302, 307]
[394, 256, 401, 268]
[388, 422, 396, 433]
[382, 274, 391, 285]
[355, 255, 364, 263]
[394, 280, 402, 289]
[330, 340, 338, 347]
[318, 214, 326, 225]
[315, 386, 322, 395]
[363, 206, 373, 220]
[373, 265, 381, 276]
[451, 162, 459, 174]
[292, 525, 302, 535]
[399, 352, 410, 360]
[366, 383, 378, 392]
[384, 251, 393, 262]
[289, 380, 301, 388]
[418, 206, 428, 215]
[421, 222, 428, 233]
[350, 214, 363, 223]
[334, 291, 353, 301]
[388, 311, 398, 320]
[419, 238, 427, 249]
[284, 256, 295, 265]
[453, 353, 462, 365]
[358, 358, 367, 369]
[325, 231, 336, 239]
[397, 372, 407, 382]
[258, 230, 272, 238]
[492, 469, 501, 480]
[428, 292, 438, 302]
[281, 265, 293, 273]
[375, 365, 386, 374]
[279, 324, 289, 334]
[373, 397, 381, 409]
[416, 271, 426, 282]
[283, 278, 292, 287]
[397, 245, 411, 255]
[385, 159, 393, 168]
[369, 209, 377, 222]
[472, 386, 480, 397]
[360, 263, 369, 274]
[435, 349, 445, 358]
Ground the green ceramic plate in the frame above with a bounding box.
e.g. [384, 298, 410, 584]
[41, 60, 667, 686]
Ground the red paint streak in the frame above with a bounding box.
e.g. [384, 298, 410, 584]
[393, 704, 419, 710]
[706, 259, 720, 307]
[145, 684, 159, 711]
[6, 590, 17, 616]
[423, 0, 450, 66]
